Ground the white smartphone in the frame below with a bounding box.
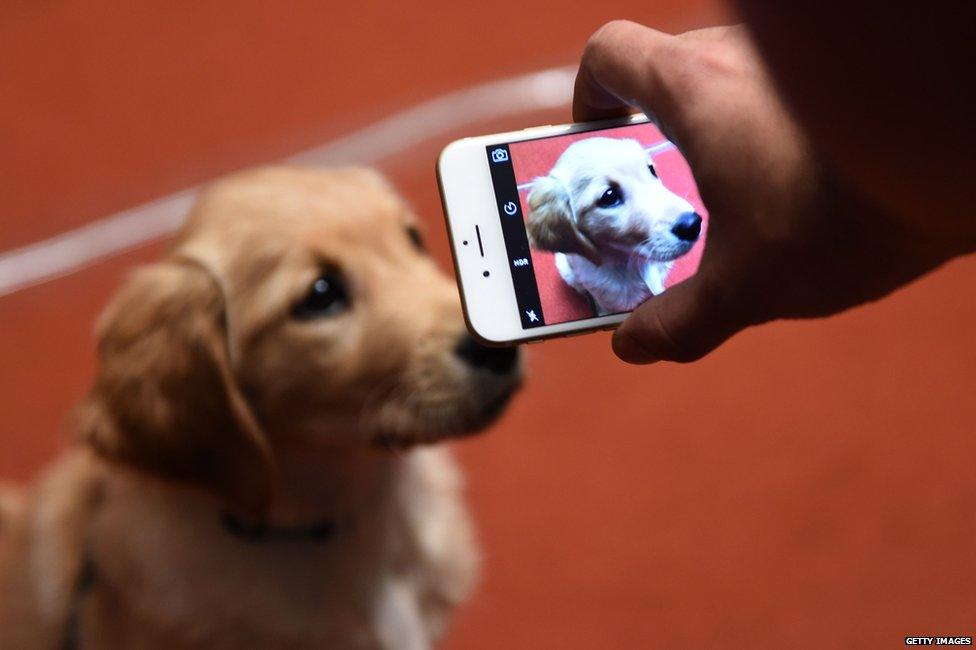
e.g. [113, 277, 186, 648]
[437, 115, 707, 346]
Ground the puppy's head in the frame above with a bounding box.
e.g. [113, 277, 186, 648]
[527, 137, 701, 263]
[80, 166, 521, 515]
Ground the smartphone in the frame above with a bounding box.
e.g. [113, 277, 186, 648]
[437, 115, 707, 346]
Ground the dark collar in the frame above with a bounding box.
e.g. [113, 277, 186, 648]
[220, 512, 345, 543]
[62, 550, 97, 650]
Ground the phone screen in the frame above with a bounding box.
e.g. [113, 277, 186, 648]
[485, 121, 707, 330]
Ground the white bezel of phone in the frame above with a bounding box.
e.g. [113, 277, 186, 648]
[437, 114, 650, 346]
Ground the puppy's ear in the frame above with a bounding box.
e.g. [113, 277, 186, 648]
[78, 261, 274, 517]
[526, 176, 601, 265]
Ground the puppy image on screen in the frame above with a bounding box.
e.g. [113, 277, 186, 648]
[526, 137, 702, 315]
[0, 167, 521, 649]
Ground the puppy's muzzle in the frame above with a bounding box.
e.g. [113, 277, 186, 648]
[454, 333, 519, 375]
[671, 212, 702, 242]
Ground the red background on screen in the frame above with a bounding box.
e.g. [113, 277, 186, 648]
[508, 123, 708, 325]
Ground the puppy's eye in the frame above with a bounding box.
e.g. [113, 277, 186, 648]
[596, 183, 623, 208]
[648, 164, 658, 178]
[293, 270, 349, 319]
[406, 225, 426, 252]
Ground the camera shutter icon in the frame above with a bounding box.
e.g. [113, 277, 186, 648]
[490, 148, 509, 163]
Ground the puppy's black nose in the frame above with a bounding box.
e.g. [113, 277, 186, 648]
[671, 212, 702, 242]
[455, 334, 518, 374]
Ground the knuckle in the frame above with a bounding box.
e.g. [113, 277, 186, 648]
[694, 43, 739, 76]
[586, 20, 637, 53]
[594, 19, 632, 39]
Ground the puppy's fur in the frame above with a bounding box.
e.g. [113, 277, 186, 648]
[0, 167, 520, 649]
[527, 137, 700, 315]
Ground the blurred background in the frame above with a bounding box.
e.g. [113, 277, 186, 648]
[2, 1, 974, 647]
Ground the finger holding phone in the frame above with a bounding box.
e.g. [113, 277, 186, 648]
[575, 21, 972, 364]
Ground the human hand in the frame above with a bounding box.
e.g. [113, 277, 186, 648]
[575, 21, 959, 363]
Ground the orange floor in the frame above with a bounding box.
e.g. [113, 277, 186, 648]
[2, 2, 974, 648]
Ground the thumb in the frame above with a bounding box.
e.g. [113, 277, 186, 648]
[612, 274, 746, 364]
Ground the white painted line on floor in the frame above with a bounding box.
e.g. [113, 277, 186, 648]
[0, 66, 576, 298]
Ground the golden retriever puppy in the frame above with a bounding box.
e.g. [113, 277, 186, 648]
[527, 137, 701, 314]
[0, 167, 521, 649]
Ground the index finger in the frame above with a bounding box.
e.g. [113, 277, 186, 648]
[573, 20, 682, 125]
